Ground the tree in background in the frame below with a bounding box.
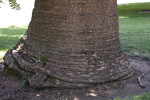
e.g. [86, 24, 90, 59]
[3, 0, 134, 88]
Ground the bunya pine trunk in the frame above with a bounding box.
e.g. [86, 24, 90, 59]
[3, 0, 134, 88]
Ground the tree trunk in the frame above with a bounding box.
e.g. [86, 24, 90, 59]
[3, 0, 134, 88]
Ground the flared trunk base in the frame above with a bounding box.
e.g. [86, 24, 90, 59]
[3, 45, 134, 88]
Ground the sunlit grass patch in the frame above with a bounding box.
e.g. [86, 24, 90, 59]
[0, 25, 27, 59]
[0, 51, 6, 59]
[119, 16, 129, 19]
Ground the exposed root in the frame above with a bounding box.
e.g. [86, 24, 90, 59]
[137, 71, 145, 88]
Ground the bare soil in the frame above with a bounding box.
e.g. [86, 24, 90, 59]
[0, 56, 150, 100]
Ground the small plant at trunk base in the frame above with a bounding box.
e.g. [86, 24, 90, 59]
[22, 76, 29, 87]
[37, 51, 48, 63]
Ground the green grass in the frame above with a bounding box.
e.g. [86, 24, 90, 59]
[114, 92, 150, 100]
[0, 25, 27, 59]
[119, 2, 150, 59]
[118, 2, 150, 18]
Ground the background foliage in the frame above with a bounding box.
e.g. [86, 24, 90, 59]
[0, 0, 20, 10]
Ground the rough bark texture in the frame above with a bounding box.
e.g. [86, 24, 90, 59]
[3, 0, 134, 88]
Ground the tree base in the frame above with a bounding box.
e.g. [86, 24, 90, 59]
[3, 48, 134, 88]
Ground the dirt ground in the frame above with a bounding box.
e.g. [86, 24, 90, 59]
[0, 56, 150, 100]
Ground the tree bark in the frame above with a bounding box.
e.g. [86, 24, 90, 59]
[3, 0, 134, 88]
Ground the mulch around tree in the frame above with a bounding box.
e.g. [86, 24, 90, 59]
[0, 56, 150, 100]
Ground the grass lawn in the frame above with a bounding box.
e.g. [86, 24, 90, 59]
[0, 25, 27, 58]
[0, 2, 150, 100]
[114, 93, 150, 100]
[119, 2, 150, 59]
